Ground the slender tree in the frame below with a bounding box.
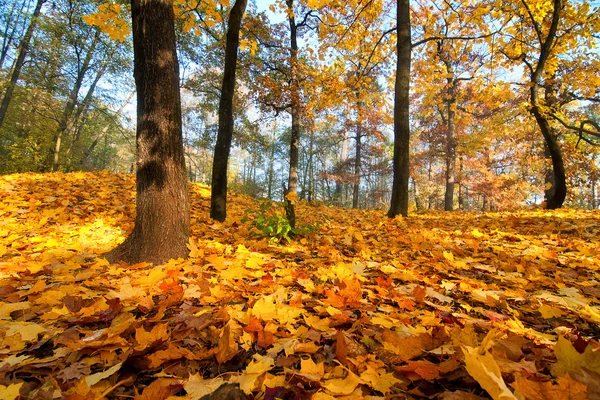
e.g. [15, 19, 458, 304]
[283, 0, 301, 229]
[0, 0, 45, 128]
[210, 0, 248, 221]
[388, 0, 411, 218]
[106, 0, 190, 264]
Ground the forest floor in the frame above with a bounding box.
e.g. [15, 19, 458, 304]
[0, 171, 599, 400]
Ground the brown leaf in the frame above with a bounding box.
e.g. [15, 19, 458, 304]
[216, 323, 239, 364]
[335, 330, 348, 365]
[134, 378, 181, 400]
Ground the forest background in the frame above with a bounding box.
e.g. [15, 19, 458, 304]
[1, 0, 599, 213]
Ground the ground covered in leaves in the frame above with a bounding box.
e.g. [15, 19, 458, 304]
[1, 171, 600, 400]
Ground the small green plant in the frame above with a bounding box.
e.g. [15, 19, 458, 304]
[242, 200, 316, 243]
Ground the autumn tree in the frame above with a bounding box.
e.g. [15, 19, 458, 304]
[0, 0, 45, 128]
[106, 0, 190, 264]
[498, 0, 600, 209]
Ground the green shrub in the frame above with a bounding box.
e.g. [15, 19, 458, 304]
[242, 200, 316, 243]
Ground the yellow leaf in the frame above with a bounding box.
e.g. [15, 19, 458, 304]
[4, 322, 45, 342]
[184, 374, 225, 399]
[300, 357, 325, 377]
[85, 362, 122, 387]
[0, 302, 30, 320]
[0, 382, 23, 400]
[538, 304, 564, 319]
[463, 346, 517, 400]
[252, 295, 277, 321]
[137, 267, 166, 286]
[322, 369, 361, 395]
[442, 251, 454, 262]
[551, 335, 600, 377]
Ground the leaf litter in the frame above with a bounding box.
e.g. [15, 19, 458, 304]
[0, 171, 599, 399]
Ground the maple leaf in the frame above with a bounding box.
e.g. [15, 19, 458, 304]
[463, 346, 517, 400]
[552, 335, 600, 377]
[512, 373, 588, 400]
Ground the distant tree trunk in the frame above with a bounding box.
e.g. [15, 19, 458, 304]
[335, 133, 348, 206]
[65, 48, 117, 169]
[106, 0, 189, 265]
[388, 0, 411, 218]
[592, 179, 597, 209]
[307, 129, 314, 203]
[48, 28, 101, 172]
[79, 91, 135, 169]
[267, 129, 276, 199]
[443, 62, 456, 211]
[0, 0, 45, 128]
[352, 129, 362, 209]
[284, 0, 299, 228]
[210, 0, 247, 221]
[0, 0, 28, 70]
[352, 97, 362, 209]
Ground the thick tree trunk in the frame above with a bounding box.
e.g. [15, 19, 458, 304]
[388, 0, 411, 218]
[284, 0, 299, 229]
[533, 106, 566, 209]
[210, 0, 247, 221]
[0, 0, 45, 128]
[106, 0, 189, 265]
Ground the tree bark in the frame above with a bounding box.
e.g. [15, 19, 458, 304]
[105, 0, 189, 265]
[387, 0, 411, 218]
[0, 0, 45, 128]
[210, 0, 247, 221]
[284, 0, 300, 229]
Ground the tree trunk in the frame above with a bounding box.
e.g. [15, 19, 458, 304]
[352, 98, 362, 209]
[352, 129, 361, 209]
[284, 0, 299, 229]
[335, 132, 348, 206]
[210, 0, 247, 221]
[443, 62, 456, 211]
[49, 28, 102, 172]
[528, 0, 566, 209]
[79, 91, 135, 169]
[387, 0, 411, 218]
[267, 127, 276, 199]
[0, 0, 28, 70]
[65, 48, 117, 169]
[0, 0, 45, 128]
[105, 0, 189, 265]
